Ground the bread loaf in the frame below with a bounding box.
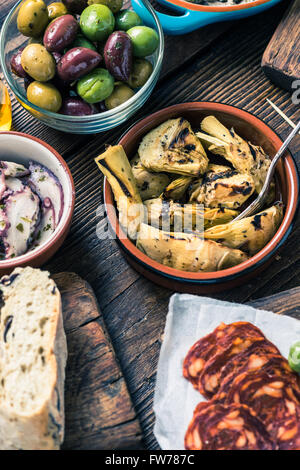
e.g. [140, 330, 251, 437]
[0, 267, 67, 450]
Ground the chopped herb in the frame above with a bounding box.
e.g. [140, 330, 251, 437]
[43, 224, 51, 232]
[39, 176, 46, 182]
[21, 217, 32, 223]
[16, 223, 24, 233]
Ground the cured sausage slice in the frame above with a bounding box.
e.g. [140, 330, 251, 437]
[197, 324, 266, 398]
[223, 364, 300, 427]
[183, 322, 229, 388]
[268, 401, 300, 450]
[183, 322, 265, 390]
[212, 341, 283, 403]
[184, 402, 273, 450]
[218, 340, 281, 389]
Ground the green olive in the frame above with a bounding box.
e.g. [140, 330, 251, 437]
[115, 9, 142, 31]
[127, 58, 153, 89]
[77, 68, 114, 103]
[17, 0, 49, 38]
[105, 83, 135, 109]
[288, 341, 300, 373]
[27, 81, 62, 112]
[127, 26, 159, 58]
[68, 34, 97, 51]
[21, 44, 56, 82]
[87, 0, 123, 14]
[80, 4, 115, 42]
[47, 2, 68, 21]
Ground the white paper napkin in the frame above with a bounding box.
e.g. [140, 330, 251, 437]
[153, 293, 300, 450]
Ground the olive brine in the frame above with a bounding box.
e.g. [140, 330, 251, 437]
[12, 0, 159, 115]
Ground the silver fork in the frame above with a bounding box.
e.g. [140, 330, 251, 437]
[233, 120, 300, 221]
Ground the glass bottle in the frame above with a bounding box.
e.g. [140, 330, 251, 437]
[0, 80, 12, 131]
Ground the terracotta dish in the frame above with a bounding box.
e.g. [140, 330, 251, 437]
[104, 102, 299, 293]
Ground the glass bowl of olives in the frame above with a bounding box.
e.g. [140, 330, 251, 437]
[0, 0, 164, 134]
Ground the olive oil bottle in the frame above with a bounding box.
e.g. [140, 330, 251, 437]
[0, 80, 12, 131]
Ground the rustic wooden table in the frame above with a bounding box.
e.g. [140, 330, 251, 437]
[1, 0, 300, 450]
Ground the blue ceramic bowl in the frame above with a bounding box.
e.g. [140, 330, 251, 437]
[132, 0, 283, 35]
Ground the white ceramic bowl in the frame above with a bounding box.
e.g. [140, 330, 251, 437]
[0, 131, 75, 273]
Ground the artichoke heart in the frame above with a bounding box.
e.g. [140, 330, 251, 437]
[189, 164, 255, 209]
[137, 223, 248, 272]
[162, 176, 194, 201]
[95, 145, 144, 240]
[138, 118, 209, 176]
[197, 116, 271, 193]
[204, 203, 284, 255]
[144, 198, 238, 231]
[203, 207, 240, 228]
[131, 154, 170, 201]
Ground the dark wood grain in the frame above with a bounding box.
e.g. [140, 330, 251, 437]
[249, 286, 300, 319]
[262, 0, 300, 91]
[0, 0, 299, 451]
[53, 272, 143, 450]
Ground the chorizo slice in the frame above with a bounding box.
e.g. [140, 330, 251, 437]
[183, 322, 265, 389]
[223, 364, 300, 427]
[268, 401, 300, 450]
[197, 324, 266, 398]
[183, 322, 229, 388]
[218, 339, 281, 389]
[211, 341, 282, 403]
[184, 402, 273, 450]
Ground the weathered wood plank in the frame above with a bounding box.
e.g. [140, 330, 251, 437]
[262, 0, 300, 91]
[53, 272, 143, 450]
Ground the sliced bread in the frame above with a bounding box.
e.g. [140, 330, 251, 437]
[0, 267, 67, 450]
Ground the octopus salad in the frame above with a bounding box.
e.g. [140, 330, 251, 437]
[0, 160, 64, 260]
[95, 115, 283, 273]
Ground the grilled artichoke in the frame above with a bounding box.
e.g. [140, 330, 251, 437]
[189, 164, 255, 209]
[144, 198, 238, 232]
[131, 154, 170, 201]
[95, 145, 144, 240]
[204, 203, 283, 255]
[137, 223, 248, 272]
[197, 116, 271, 193]
[162, 176, 194, 201]
[138, 118, 209, 176]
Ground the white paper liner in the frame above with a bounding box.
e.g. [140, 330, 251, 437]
[153, 293, 300, 450]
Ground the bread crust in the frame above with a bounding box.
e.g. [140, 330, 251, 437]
[0, 267, 67, 450]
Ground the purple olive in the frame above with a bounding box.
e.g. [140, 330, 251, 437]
[62, 0, 88, 14]
[96, 101, 107, 112]
[57, 47, 102, 82]
[52, 51, 62, 65]
[51, 76, 70, 97]
[104, 31, 133, 82]
[24, 76, 34, 91]
[11, 48, 27, 78]
[60, 97, 94, 116]
[43, 15, 79, 52]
